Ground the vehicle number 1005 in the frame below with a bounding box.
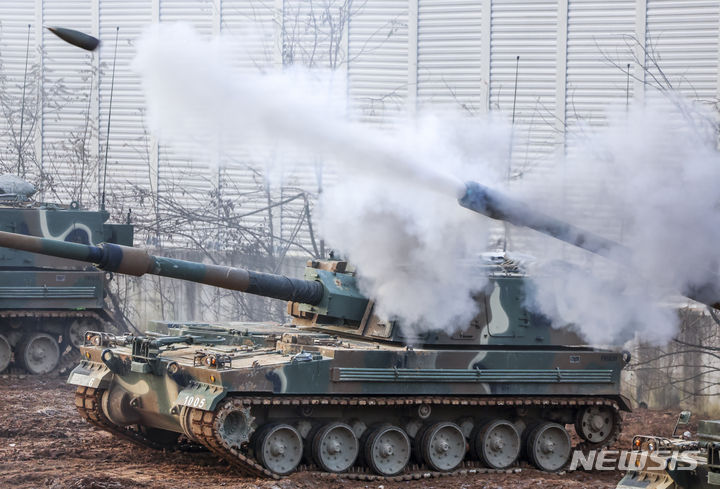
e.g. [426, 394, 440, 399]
[181, 395, 207, 409]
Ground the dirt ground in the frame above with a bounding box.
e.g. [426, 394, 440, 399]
[0, 375, 686, 489]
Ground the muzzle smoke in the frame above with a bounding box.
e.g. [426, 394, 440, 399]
[134, 23, 720, 345]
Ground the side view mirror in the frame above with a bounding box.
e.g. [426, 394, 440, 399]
[672, 410, 692, 437]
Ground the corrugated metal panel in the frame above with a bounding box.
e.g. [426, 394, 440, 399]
[157, 0, 216, 247]
[348, 0, 409, 123]
[566, 0, 636, 127]
[2, 0, 720, 262]
[220, 0, 275, 69]
[645, 0, 719, 101]
[98, 0, 154, 223]
[0, 4, 38, 180]
[490, 0, 559, 165]
[417, 0, 483, 110]
[277, 1, 332, 254]
[489, 0, 560, 254]
[160, 0, 215, 30]
[562, 0, 636, 259]
[218, 0, 276, 241]
[283, 0, 345, 69]
[41, 0, 94, 205]
[220, 1, 318, 256]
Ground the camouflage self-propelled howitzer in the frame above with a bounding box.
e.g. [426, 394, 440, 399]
[0, 175, 133, 375]
[0, 181, 681, 479]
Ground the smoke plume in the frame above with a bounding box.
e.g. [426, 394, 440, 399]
[134, 23, 720, 345]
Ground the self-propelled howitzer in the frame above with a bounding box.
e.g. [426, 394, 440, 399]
[0, 211, 633, 478]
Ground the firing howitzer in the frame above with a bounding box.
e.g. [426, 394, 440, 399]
[458, 181, 720, 310]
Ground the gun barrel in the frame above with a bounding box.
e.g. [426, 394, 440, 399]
[459, 181, 631, 261]
[0, 231, 324, 305]
[458, 181, 720, 310]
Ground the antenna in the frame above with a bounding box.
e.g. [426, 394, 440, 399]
[625, 63, 631, 111]
[18, 24, 31, 177]
[101, 26, 119, 211]
[503, 55, 520, 253]
[511, 55, 520, 127]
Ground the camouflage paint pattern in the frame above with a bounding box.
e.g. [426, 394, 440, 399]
[67, 265, 629, 439]
[0, 200, 132, 373]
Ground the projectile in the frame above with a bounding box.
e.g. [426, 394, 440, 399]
[46, 26, 100, 51]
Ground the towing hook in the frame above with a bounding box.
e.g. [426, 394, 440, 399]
[101, 348, 125, 374]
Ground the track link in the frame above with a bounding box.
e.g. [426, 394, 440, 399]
[187, 394, 623, 480]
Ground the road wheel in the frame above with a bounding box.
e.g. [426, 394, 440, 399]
[16, 332, 60, 374]
[575, 406, 616, 447]
[419, 421, 466, 472]
[471, 418, 521, 469]
[67, 318, 99, 349]
[313, 422, 359, 473]
[0, 334, 11, 373]
[526, 422, 571, 472]
[255, 423, 303, 475]
[364, 424, 411, 476]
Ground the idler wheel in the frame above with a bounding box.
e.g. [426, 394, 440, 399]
[312, 422, 359, 473]
[575, 406, 615, 447]
[0, 334, 11, 373]
[16, 332, 60, 375]
[255, 423, 303, 475]
[364, 424, 411, 476]
[419, 421, 466, 472]
[471, 419, 521, 469]
[526, 422, 571, 472]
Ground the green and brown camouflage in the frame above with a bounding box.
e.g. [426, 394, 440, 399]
[66, 260, 629, 477]
[0, 176, 132, 375]
[2, 179, 698, 477]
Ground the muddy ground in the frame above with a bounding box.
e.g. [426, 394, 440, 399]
[0, 375, 686, 489]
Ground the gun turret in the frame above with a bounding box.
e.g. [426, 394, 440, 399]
[0, 230, 324, 305]
[458, 181, 720, 310]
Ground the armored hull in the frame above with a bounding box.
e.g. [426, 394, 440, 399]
[0, 180, 132, 375]
[68, 266, 629, 479]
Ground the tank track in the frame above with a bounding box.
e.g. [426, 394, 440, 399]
[76, 387, 622, 479]
[75, 386, 202, 452]
[186, 394, 623, 480]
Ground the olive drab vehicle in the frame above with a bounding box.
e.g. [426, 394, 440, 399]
[617, 414, 720, 489]
[0, 174, 133, 375]
[0, 180, 662, 480]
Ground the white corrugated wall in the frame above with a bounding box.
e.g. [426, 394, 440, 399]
[0, 3, 37, 180]
[98, 0, 154, 222]
[645, 0, 719, 101]
[347, 0, 409, 123]
[416, 0, 484, 111]
[489, 0, 560, 254]
[41, 0, 94, 204]
[561, 0, 637, 262]
[0, 0, 719, 257]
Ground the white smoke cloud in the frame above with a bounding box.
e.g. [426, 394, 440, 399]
[133, 23, 720, 345]
[520, 103, 720, 345]
[133, 23, 508, 334]
[319, 113, 511, 334]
